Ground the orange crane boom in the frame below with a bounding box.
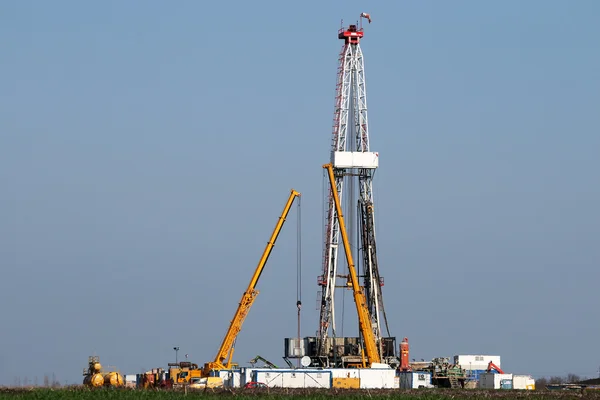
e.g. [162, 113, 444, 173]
[203, 189, 301, 376]
[323, 163, 381, 366]
[487, 361, 504, 374]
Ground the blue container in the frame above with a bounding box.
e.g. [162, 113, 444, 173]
[465, 369, 486, 382]
[500, 379, 513, 389]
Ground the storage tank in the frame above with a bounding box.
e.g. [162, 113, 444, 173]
[399, 337, 410, 371]
[284, 338, 307, 358]
[104, 371, 124, 387]
[84, 373, 105, 387]
[93, 362, 102, 372]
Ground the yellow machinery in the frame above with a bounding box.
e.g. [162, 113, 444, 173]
[323, 163, 380, 367]
[202, 189, 301, 376]
[83, 373, 104, 388]
[104, 371, 124, 387]
[82, 355, 124, 388]
[168, 362, 202, 385]
[83, 356, 104, 387]
[333, 377, 361, 389]
[189, 376, 224, 389]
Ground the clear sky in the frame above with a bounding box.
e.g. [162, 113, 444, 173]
[1, 0, 599, 386]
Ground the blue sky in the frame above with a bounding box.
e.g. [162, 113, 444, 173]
[1, 0, 599, 385]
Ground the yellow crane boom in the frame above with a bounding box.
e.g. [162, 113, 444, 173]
[323, 163, 381, 366]
[203, 189, 301, 376]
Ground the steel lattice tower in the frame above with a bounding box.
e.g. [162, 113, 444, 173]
[317, 18, 392, 366]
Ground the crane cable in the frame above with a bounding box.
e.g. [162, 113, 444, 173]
[296, 194, 302, 306]
[296, 194, 302, 348]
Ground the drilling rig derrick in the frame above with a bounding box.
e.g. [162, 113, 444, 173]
[284, 16, 397, 369]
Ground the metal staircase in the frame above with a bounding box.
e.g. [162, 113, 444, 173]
[449, 375, 461, 389]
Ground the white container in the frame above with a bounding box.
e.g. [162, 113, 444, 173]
[330, 369, 359, 379]
[253, 369, 331, 388]
[454, 355, 501, 370]
[513, 375, 535, 390]
[399, 372, 433, 389]
[328, 368, 395, 389]
[246, 367, 398, 389]
[124, 375, 137, 388]
[479, 372, 513, 389]
[216, 370, 241, 388]
[357, 368, 396, 389]
[239, 367, 254, 387]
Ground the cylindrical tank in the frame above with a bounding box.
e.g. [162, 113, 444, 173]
[104, 371, 124, 387]
[399, 337, 410, 371]
[93, 362, 102, 372]
[84, 373, 105, 387]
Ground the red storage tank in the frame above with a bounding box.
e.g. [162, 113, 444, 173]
[399, 337, 411, 371]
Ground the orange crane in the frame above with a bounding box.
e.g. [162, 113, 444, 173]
[323, 163, 381, 367]
[202, 189, 301, 376]
[487, 361, 504, 374]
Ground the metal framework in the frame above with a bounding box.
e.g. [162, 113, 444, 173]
[317, 17, 391, 366]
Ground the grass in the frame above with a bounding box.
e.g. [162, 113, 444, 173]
[0, 387, 597, 400]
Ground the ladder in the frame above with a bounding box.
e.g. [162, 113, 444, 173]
[449, 375, 461, 389]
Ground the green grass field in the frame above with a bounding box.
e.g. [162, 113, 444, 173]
[0, 387, 598, 400]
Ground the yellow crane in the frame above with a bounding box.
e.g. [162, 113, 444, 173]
[202, 189, 301, 376]
[323, 163, 381, 367]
